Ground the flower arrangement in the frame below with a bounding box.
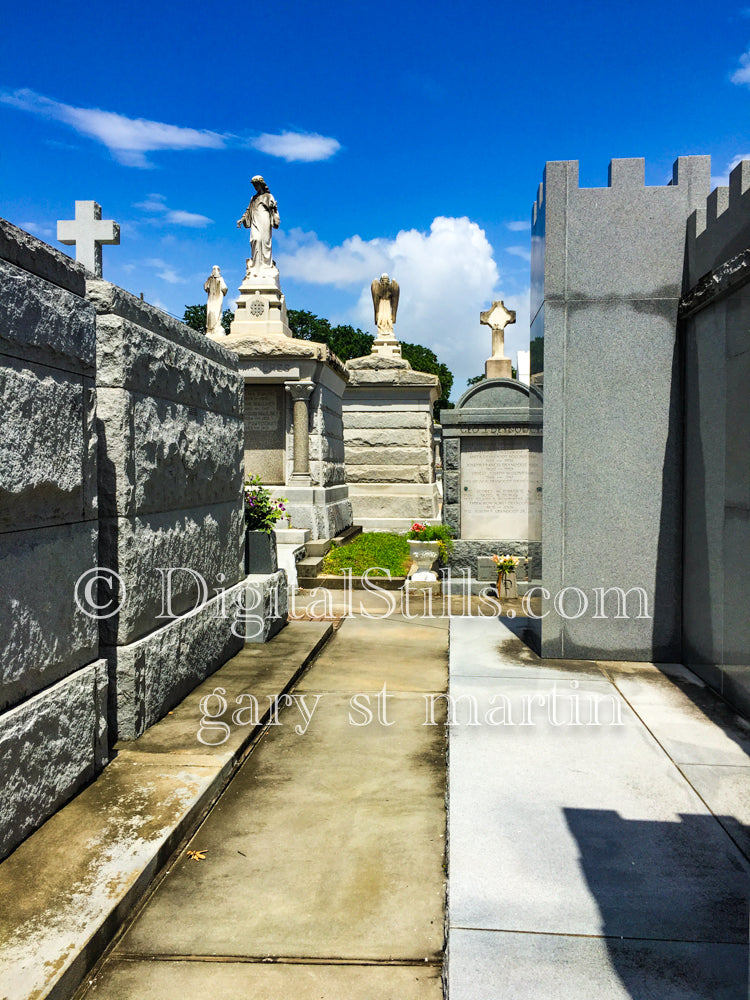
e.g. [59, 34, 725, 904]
[244, 475, 288, 532]
[492, 553, 520, 575]
[406, 521, 455, 562]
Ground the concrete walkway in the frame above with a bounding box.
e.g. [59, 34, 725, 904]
[78, 610, 449, 999]
[448, 617, 750, 999]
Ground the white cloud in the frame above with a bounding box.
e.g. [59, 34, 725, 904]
[505, 220, 531, 232]
[279, 216, 516, 394]
[164, 209, 212, 228]
[711, 152, 750, 190]
[250, 131, 341, 162]
[144, 258, 184, 284]
[506, 245, 531, 261]
[134, 193, 168, 211]
[0, 89, 226, 167]
[134, 193, 212, 228]
[20, 221, 54, 238]
[731, 48, 750, 86]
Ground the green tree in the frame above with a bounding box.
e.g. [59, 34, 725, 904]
[399, 341, 453, 417]
[182, 304, 233, 333]
[184, 304, 457, 419]
[288, 309, 455, 418]
[287, 309, 374, 360]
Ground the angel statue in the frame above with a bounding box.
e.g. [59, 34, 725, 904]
[204, 265, 228, 336]
[371, 273, 400, 336]
[236, 175, 280, 272]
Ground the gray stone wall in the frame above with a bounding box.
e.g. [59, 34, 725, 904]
[89, 279, 247, 740]
[344, 403, 435, 487]
[311, 382, 347, 487]
[533, 157, 711, 661]
[681, 160, 750, 715]
[0, 220, 108, 861]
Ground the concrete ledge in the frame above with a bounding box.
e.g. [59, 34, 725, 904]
[0, 622, 333, 1000]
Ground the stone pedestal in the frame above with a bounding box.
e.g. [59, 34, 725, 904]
[485, 357, 512, 378]
[228, 264, 291, 338]
[343, 353, 441, 532]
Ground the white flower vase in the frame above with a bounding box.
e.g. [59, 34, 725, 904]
[409, 540, 440, 581]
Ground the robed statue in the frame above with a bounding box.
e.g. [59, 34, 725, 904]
[371, 273, 400, 336]
[237, 175, 280, 272]
[204, 265, 228, 336]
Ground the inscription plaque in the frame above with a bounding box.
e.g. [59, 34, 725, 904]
[460, 439, 542, 539]
[244, 385, 285, 484]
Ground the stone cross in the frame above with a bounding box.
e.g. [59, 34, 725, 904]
[480, 299, 516, 378]
[57, 201, 120, 277]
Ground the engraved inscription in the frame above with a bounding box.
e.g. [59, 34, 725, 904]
[460, 440, 542, 540]
[243, 385, 285, 484]
[245, 388, 282, 432]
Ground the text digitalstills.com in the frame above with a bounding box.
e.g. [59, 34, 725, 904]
[73, 565, 653, 640]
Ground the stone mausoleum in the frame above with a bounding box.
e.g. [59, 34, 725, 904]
[209, 179, 352, 543]
[343, 274, 441, 532]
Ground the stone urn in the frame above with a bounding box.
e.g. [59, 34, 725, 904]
[408, 540, 440, 581]
[497, 571, 518, 600]
[245, 528, 278, 574]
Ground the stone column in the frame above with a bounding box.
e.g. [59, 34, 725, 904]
[285, 381, 315, 483]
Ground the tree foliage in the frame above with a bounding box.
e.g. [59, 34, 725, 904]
[287, 309, 454, 418]
[182, 304, 456, 418]
[182, 304, 233, 333]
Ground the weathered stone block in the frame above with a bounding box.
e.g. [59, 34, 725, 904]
[0, 358, 94, 531]
[0, 522, 99, 712]
[443, 439, 460, 471]
[99, 500, 244, 647]
[344, 446, 428, 467]
[87, 278, 238, 367]
[344, 427, 430, 449]
[96, 314, 243, 416]
[343, 410, 431, 430]
[97, 388, 243, 517]
[0, 217, 87, 297]
[244, 570, 288, 643]
[346, 465, 429, 484]
[444, 471, 460, 504]
[0, 658, 107, 861]
[346, 491, 439, 520]
[107, 579, 253, 739]
[0, 258, 95, 374]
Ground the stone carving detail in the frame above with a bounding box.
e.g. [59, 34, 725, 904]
[204, 265, 228, 337]
[236, 176, 280, 274]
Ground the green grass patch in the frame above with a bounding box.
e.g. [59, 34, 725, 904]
[321, 532, 412, 577]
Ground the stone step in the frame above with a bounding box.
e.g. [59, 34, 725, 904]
[332, 524, 363, 547]
[0, 622, 334, 1000]
[304, 539, 332, 558]
[297, 555, 325, 578]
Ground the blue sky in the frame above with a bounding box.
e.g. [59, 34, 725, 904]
[1, 0, 749, 396]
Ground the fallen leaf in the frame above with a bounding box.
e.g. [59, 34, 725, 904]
[186, 849, 207, 861]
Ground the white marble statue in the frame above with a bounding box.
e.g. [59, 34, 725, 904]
[236, 176, 280, 272]
[371, 273, 400, 336]
[204, 265, 228, 336]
